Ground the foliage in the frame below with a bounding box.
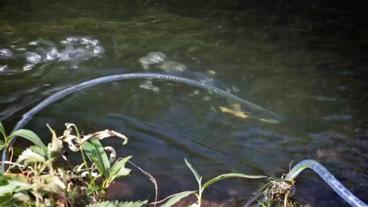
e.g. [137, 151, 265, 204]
[0, 122, 47, 172]
[155, 159, 267, 207]
[243, 176, 301, 207]
[0, 122, 134, 207]
[0, 121, 304, 207]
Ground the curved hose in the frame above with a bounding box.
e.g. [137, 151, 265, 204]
[2, 72, 281, 166]
[285, 159, 367, 207]
[2, 73, 366, 207]
[10, 72, 281, 132]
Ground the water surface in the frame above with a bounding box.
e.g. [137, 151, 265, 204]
[1, 1, 367, 206]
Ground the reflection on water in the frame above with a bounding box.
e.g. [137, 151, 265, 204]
[1, 1, 368, 205]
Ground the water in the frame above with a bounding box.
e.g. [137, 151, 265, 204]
[1, 1, 367, 206]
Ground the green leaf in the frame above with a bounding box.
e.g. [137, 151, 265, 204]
[0, 122, 6, 139]
[28, 146, 47, 158]
[10, 129, 46, 149]
[0, 179, 31, 196]
[12, 192, 30, 202]
[47, 124, 63, 158]
[184, 159, 202, 185]
[160, 191, 196, 207]
[86, 200, 147, 207]
[0, 141, 5, 152]
[82, 139, 110, 177]
[108, 156, 132, 183]
[40, 175, 66, 193]
[0, 194, 15, 207]
[202, 173, 267, 191]
[16, 148, 46, 165]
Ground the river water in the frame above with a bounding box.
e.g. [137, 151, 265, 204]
[0, 1, 367, 206]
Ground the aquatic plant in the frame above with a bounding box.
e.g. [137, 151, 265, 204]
[0, 122, 141, 207]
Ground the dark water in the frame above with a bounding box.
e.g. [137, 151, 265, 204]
[1, 1, 368, 206]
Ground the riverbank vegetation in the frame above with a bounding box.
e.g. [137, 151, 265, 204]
[0, 122, 302, 207]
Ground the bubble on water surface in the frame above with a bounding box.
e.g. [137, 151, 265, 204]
[25, 52, 42, 64]
[0, 36, 105, 74]
[0, 65, 8, 72]
[45, 48, 60, 61]
[92, 46, 105, 56]
[0, 48, 14, 59]
[58, 36, 105, 67]
[23, 64, 34, 71]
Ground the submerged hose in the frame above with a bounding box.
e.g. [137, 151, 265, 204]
[11, 72, 281, 132]
[285, 159, 367, 207]
[2, 72, 281, 167]
[1, 73, 366, 207]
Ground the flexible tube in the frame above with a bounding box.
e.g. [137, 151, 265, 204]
[285, 159, 367, 207]
[2, 72, 281, 166]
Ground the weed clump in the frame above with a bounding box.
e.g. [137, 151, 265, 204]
[0, 122, 331, 207]
[0, 122, 270, 207]
[0, 122, 143, 207]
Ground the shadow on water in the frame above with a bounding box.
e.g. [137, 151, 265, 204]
[1, 0, 368, 206]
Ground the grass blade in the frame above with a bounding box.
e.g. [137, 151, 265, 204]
[202, 173, 267, 191]
[184, 159, 202, 185]
[159, 191, 196, 207]
[0, 122, 6, 139]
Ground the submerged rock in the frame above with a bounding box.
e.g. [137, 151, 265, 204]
[139, 51, 166, 69]
[158, 60, 187, 72]
[139, 79, 160, 92]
